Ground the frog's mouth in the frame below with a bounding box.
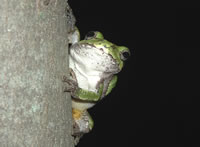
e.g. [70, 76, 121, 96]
[70, 43, 120, 74]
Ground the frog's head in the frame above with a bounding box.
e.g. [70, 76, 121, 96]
[70, 31, 130, 75]
[83, 31, 130, 71]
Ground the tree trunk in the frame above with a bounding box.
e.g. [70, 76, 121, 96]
[0, 0, 73, 146]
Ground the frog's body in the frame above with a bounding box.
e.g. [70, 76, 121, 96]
[69, 36, 119, 110]
[65, 30, 130, 145]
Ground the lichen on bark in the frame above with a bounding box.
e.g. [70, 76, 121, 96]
[0, 0, 73, 146]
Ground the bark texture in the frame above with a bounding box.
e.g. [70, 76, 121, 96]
[0, 0, 73, 146]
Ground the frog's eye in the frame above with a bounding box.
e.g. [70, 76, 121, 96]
[120, 50, 130, 61]
[85, 31, 96, 40]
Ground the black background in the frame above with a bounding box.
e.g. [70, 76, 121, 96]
[69, 1, 199, 146]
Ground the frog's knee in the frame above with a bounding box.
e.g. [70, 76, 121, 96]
[72, 109, 93, 134]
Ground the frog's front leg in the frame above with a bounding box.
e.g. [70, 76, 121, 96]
[105, 75, 118, 96]
[63, 75, 104, 102]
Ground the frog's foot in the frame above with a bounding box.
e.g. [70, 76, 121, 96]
[73, 133, 83, 146]
[63, 68, 78, 93]
[63, 75, 78, 93]
[72, 108, 94, 145]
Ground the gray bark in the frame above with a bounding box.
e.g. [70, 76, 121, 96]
[0, 0, 73, 146]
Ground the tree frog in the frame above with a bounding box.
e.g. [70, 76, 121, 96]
[64, 29, 130, 145]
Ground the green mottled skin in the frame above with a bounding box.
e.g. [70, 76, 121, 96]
[79, 36, 129, 70]
[106, 75, 118, 95]
[75, 84, 104, 101]
[69, 30, 130, 144]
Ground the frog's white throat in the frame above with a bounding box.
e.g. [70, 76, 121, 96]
[69, 43, 120, 76]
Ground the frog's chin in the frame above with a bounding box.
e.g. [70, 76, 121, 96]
[70, 44, 120, 75]
[80, 60, 120, 78]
